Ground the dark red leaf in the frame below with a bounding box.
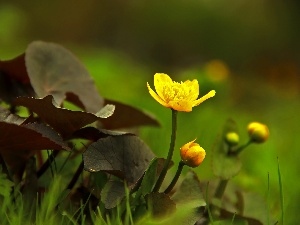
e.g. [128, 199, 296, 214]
[71, 127, 124, 141]
[0, 122, 69, 152]
[25, 41, 104, 113]
[0, 106, 26, 125]
[83, 133, 155, 185]
[15, 95, 115, 138]
[101, 99, 160, 129]
[0, 71, 34, 104]
[0, 54, 30, 84]
[0, 121, 69, 177]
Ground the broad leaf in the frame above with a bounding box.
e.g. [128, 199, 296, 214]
[0, 106, 26, 125]
[240, 192, 268, 225]
[15, 95, 115, 138]
[136, 158, 163, 197]
[0, 70, 34, 104]
[71, 127, 126, 141]
[212, 119, 242, 179]
[83, 133, 155, 185]
[172, 170, 206, 208]
[171, 170, 206, 225]
[0, 121, 69, 177]
[0, 54, 29, 84]
[0, 122, 69, 152]
[146, 192, 176, 219]
[25, 41, 103, 113]
[100, 99, 160, 129]
[101, 180, 126, 209]
[217, 207, 263, 225]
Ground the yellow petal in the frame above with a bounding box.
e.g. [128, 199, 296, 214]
[147, 82, 169, 107]
[169, 100, 194, 112]
[193, 90, 216, 106]
[154, 73, 173, 100]
[184, 79, 199, 101]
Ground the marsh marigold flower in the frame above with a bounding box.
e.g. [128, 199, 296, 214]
[247, 122, 269, 143]
[147, 73, 216, 112]
[180, 139, 206, 168]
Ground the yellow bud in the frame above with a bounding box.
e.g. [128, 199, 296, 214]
[180, 139, 206, 168]
[247, 122, 269, 143]
[225, 132, 239, 146]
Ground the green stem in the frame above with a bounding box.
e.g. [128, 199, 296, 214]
[153, 109, 178, 192]
[229, 139, 252, 155]
[164, 161, 185, 194]
[214, 179, 228, 200]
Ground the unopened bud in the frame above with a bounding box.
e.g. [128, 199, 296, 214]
[225, 132, 239, 146]
[180, 139, 206, 168]
[247, 122, 269, 143]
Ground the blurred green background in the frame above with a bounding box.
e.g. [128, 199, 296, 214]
[1, 0, 299, 223]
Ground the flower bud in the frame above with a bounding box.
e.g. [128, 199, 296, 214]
[180, 139, 206, 168]
[225, 132, 239, 146]
[247, 122, 269, 143]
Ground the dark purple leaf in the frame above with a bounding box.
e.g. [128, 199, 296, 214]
[0, 106, 26, 125]
[15, 95, 114, 138]
[0, 54, 30, 84]
[83, 133, 155, 185]
[25, 41, 104, 113]
[101, 99, 160, 129]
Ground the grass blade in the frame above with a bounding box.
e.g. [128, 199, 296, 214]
[277, 157, 284, 225]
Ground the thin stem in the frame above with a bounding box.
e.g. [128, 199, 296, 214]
[214, 179, 228, 200]
[67, 161, 84, 190]
[153, 109, 178, 192]
[229, 140, 252, 156]
[164, 161, 185, 194]
[37, 150, 60, 178]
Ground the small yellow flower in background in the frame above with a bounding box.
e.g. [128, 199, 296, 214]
[180, 139, 206, 168]
[205, 59, 230, 82]
[247, 122, 269, 143]
[225, 132, 239, 146]
[147, 73, 216, 112]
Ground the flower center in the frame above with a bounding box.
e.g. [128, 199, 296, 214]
[163, 82, 193, 103]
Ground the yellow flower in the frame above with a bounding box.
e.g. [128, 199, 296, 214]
[225, 132, 239, 146]
[247, 122, 269, 143]
[147, 73, 216, 112]
[180, 139, 206, 168]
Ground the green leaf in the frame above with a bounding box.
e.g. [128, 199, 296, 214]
[136, 158, 164, 197]
[25, 41, 104, 113]
[241, 192, 268, 225]
[0, 166, 14, 198]
[172, 170, 206, 207]
[145, 192, 176, 219]
[212, 119, 242, 179]
[101, 180, 126, 209]
[171, 170, 206, 225]
[83, 133, 155, 185]
[216, 206, 263, 225]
